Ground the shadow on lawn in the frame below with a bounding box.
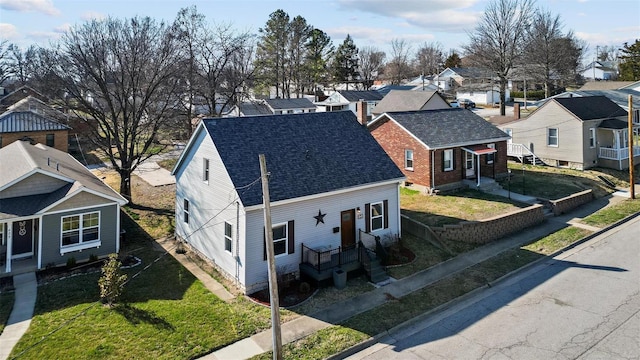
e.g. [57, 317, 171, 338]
[114, 304, 175, 330]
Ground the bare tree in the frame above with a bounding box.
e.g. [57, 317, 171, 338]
[386, 38, 412, 85]
[359, 46, 386, 89]
[55, 16, 182, 202]
[464, 0, 535, 115]
[0, 40, 11, 86]
[414, 42, 444, 76]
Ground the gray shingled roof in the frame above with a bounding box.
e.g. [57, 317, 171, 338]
[373, 90, 443, 114]
[373, 109, 509, 149]
[339, 90, 384, 102]
[0, 110, 70, 133]
[599, 119, 628, 129]
[554, 96, 627, 120]
[0, 141, 126, 219]
[265, 98, 315, 110]
[239, 102, 272, 116]
[200, 111, 404, 207]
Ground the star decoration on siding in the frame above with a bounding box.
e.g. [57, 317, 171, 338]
[314, 209, 326, 226]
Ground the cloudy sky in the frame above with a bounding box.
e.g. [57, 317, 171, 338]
[1, 0, 638, 61]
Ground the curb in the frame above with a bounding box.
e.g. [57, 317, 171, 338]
[327, 210, 640, 360]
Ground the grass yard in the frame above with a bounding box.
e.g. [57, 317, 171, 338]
[499, 163, 630, 200]
[581, 198, 640, 228]
[386, 234, 454, 279]
[400, 187, 529, 227]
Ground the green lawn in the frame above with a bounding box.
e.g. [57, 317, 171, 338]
[581, 198, 640, 227]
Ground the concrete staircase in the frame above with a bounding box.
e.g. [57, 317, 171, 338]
[463, 178, 503, 193]
[363, 249, 390, 285]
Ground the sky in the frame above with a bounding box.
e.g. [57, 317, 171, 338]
[1, 0, 639, 63]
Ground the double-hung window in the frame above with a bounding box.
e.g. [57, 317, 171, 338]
[224, 222, 232, 253]
[183, 199, 190, 224]
[486, 143, 495, 164]
[589, 128, 596, 148]
[548, 128, 559, 147]
[370, 202, 384, 231]
[46, 134, 55, 147]
[405, 149, 414, 170]
[272, 223, 288, 256]
[61, 212, 100, 253]
[443, 149, 454, 171]
[203, 158, 210, 182]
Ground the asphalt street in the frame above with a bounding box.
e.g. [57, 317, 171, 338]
[347, 216, 640, 360]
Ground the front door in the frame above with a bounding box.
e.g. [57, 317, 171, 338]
[12, 219, 34, 258]
[340, 209, 355, 249]
[465, 152, 475, 178]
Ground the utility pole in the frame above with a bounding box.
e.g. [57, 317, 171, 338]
[259, 154, 283, 360]
[628, 95, 635, 199]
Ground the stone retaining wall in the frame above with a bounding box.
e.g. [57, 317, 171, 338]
[431, 204, 545, 244]
[549, 189, 593, 216]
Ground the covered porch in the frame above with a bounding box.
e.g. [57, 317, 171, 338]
[462, 144, 498, 187]
[597, 121, 640, 170]
[1, 219, 39, 277]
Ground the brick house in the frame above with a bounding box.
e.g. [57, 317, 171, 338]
[0, 110, 70, 152]
[368, 108, 510, 193]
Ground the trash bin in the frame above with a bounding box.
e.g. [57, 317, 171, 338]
[333, 268, 347, 290]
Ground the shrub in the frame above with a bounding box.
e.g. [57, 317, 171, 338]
[66, 257, 77, 268]
[89, 254, 99, 262]
[298, 282, 311, 294]
[98, 253, 128, 307]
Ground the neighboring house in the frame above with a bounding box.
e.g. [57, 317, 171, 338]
[581, 61, 618, 81]
[372, 90, 450, 116]
[368, 109, 510, 193]
[0, 110, 71, 152]
[579, 81, 635, 91]
[315, 90, 383, 122]
[501, 96, 640, 170]
[231, 98, 317, 117]
[537, 89, 640, 123]
[0, 140, 128, 276]
[436, 67, 493, 92]
[171, 111, 405, 294]
[0, 86, 46, 113]
[456, 83, 509, 105]
[374, 84, 415, 96]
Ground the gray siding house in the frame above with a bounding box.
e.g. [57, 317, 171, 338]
[172, 111, 405, 294]
[501, 96, 640, 170]
[1, 140, 127, 276]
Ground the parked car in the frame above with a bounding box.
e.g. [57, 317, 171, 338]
[457, 98, 476, 109]
[449, 101, 460, 108]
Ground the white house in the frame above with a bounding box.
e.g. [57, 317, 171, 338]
[171, 111, 405, 294]
[315, 90, 383, 122]
[456, 83, 509, 105]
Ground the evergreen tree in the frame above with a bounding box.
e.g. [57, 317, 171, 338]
[332, 34, 359, 89]
[305, 28, 334, 99]
[619, 40, 640, 81]
[256, 9, 290, 98]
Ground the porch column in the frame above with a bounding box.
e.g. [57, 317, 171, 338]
[5, 222, 12, 273]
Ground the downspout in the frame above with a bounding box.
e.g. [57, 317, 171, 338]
[476, 154, 481, 187]
[235, 201, 240, 286]
[397, 183, 402, 236]
[116, 204, 121, 253]
[432, 150, 437, 190]
[37, 215, 43, 269]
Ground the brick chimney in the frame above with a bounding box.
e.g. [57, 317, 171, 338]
[513, 103, 521, 120]
[357, 100, 368, 125]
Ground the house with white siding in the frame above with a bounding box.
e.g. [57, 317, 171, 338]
[171, 111, 405, 294]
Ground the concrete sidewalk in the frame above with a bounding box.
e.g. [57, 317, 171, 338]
[0, 272, 37, 360]
[200, 194, 627, 360]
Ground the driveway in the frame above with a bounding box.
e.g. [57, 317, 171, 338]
[348, 216, 640, 359]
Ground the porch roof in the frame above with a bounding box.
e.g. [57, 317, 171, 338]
[462, 144, 497, 155]
[599, 118, 628, 130]
[0, 183, 73, 219]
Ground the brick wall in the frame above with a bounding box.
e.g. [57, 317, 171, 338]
[0, 130, 69, 152]
[370, 119, 433, 187]
[431, 204, 545, 244]
[550, 189, 593, 216]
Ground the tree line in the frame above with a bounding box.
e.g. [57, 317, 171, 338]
[0, 0, 638, 202]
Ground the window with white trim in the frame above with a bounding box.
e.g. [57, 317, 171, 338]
[183, 199, 190, 224]
[272, 223, 288, 256]
[370, 201, 384, 231]
[589, 128, 596, 148]
[547, 128, 558, 147]
[443, 149, 454, 171]
[0, 224, 4, 246]
[61, 212, 100, 251]
[487, 143, 495, 164]
[224, 221, 232, 253]
[405, 149, 414, 170]
[203, 158, 210, 182]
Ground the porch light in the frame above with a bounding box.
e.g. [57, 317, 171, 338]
[356, 207, 362, 218]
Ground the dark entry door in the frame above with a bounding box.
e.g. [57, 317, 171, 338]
[341, 209, 356, 249]
[12, 219, 34, 257]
